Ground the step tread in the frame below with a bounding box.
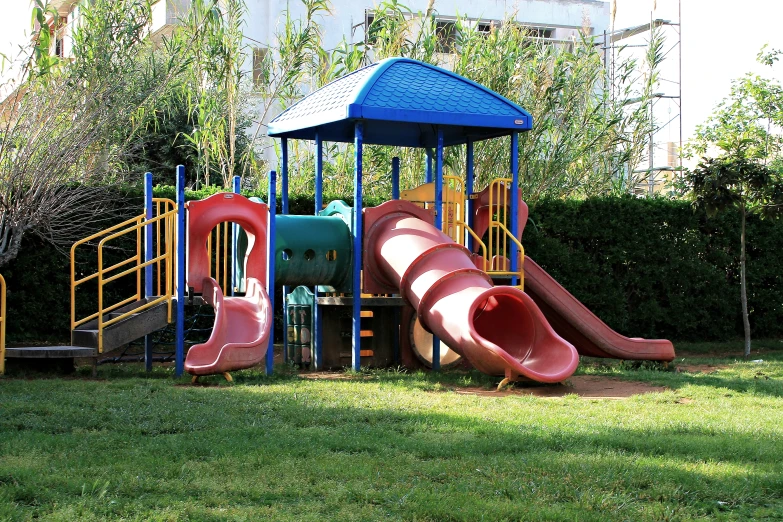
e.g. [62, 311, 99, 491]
[5, 346, 98, 358]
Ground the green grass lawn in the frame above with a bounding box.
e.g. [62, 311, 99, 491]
[1, 343, 782, 521]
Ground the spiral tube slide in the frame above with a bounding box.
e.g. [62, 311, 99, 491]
[364, 201, 578, 383]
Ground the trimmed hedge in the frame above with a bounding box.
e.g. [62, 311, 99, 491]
[3, 191, 782, 343]
[524, 196, 783, 341]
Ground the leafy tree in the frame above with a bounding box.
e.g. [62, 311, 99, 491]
[687, 46, 783, 166]
[687, 150, 783, 356]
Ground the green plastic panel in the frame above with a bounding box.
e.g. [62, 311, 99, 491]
[275, 214, 352, 289]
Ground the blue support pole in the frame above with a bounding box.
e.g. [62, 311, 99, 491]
[391, 156, 400, 200]
[315, 134, 323, 213]
[175, 165, 186, 377]
[390, 155, 401, 360]
[432, 129, 444, 372]
[425, 148, 433, 183]
[281, 139, 289, 363]
[352, 123, 364, 372]
[267, 170, 277, 376]
[466, 139, 475, 252]
[143, 172, 154, 372]
[510, 132, 520, 287]
[314, 134, 323, 370]
[231, 175, 240, 297]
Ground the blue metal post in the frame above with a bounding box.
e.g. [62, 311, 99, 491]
[432, 129, 444, 372]
[352, 123, 363, 372]
[143, 172, 154, 372]
[175, 165, 186, 377]
[231, 175, 240, 296]
[391, 156, 400, 200]
[266, 170, 277, 376]
[314, 134, 323, 370]
[510, 132, 520, 287]
[281, 139, 289, 363]
[466, 139, 475, 252]
[425, 148, 433, 183]
[315, 134, 323, 213]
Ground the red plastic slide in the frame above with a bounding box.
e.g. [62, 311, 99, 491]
[523, 256, 675, 361]
[184, 193, 272, 376]
[364, 201, 578, 383]
[184, 277, 272, 375]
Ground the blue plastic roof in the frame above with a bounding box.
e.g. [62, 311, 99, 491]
[267, 58, 532, 148]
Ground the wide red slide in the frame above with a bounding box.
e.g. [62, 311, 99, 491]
[523, 256, 675, 361]
[364, 201, 578, 383]
[184, 193, 272, 376]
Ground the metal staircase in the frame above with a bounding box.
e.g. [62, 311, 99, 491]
[1, 198, 177, 374]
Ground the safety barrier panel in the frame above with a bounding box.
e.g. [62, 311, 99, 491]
[71, 199, 176, 352]
[487, 178, 525, 289]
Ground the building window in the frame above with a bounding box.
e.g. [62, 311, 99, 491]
[54, 16, 67, 58]
[521, 26, 554, 39]
[253, 47, 269, 88]
[436, 20, 457, 53]
[476, 22, 493, 35]
[365, 11, 376, 45]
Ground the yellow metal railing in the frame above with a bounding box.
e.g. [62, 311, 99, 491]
[442, 175, 465, 243]
[0, 273, 6, 375]
[487, 178, 524, 289]
[205, 221, 232, 296]
[71, 199, 176, 353]
[401, 177, 524, 288]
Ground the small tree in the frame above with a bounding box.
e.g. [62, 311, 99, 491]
[0, 0, 188, 267]
[687, 150, 783, 356]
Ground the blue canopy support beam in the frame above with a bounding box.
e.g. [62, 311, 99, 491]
[267, 170, 277, 376]
[510, 132, 520, 287]
[391, 156, 400, 200]
[432, 128, 444, 372]
[425, 148, 433, 183]
[175, 165, 186, 378]
[314, 133, 324, 370]
[231, 175, 241, 297]
[281, 139, 289, 363]
[352, 123, 364, 372]
[143, 172, 153, 372]
[466, 138, 474, 252]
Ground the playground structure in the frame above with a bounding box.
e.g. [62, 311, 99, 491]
[0, 58, 675, 381]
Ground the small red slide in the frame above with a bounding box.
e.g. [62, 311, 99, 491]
[184, 276, 271, 376]
[364, 201, 579, 383]
[184, 193, 272, 377]
[523, 256, 675, 361]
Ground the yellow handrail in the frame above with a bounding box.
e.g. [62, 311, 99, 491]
[401, 177, 524, 287]
[71, 199, 176, 353]
[442, 175, 465, 243]
[487, 178, 524, 289]
[205, 220, 232, 296]
[0, 273, 5, 375]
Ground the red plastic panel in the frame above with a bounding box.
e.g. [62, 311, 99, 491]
[186, 193, 268, 293]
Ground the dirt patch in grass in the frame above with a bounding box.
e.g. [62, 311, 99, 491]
[299, 371, 374, 381]
[676, 363, 730, 374]
[454, 376, 667, 400]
